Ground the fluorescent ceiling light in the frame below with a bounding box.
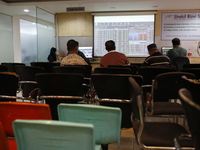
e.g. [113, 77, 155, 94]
[24, 9, 29, 12]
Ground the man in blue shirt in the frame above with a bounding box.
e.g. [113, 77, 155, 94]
[167, 38, 187, 61]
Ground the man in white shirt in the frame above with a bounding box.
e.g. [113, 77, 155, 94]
[60, 39, 88, 66]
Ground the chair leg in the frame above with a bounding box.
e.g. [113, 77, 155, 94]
[101, 144, 108, 150]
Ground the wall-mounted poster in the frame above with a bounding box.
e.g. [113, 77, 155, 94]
[161, 12, 200, 41]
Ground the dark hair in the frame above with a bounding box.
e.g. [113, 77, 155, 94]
[147, 43, 157, 51]
[75, 41, 79, 46]
[172, 38, 180, 46]
[67, 39, 78, 51]
[105, 40, 116, 51]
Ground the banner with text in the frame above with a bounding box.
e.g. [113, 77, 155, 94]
[161, 12, 200, 41]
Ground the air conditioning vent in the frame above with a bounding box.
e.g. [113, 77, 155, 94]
[66, 7, 85, 12]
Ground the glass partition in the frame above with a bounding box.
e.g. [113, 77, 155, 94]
[36, 7, 55, 62]
[20, 19, 37, 65]
[0, 13, 13, 63]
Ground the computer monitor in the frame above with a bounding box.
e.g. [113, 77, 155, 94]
[78, 47, 93, 58]
[161, 46, 173, 55]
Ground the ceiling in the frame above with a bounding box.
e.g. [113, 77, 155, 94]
[0, 0, 200, 17]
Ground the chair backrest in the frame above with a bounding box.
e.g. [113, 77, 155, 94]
[138, 66, 176, 85]
[108, 65, 138, 75]
[179, 88, 200, 150]
[129, 77, 145, 140]
[64, 65, 92, 78]
[0, 72, 19, 101]
[58, 103, 121, 145]
[91, 74, 143, 100]
[153, 72, 196, 102]
[94, 67, 132, 74]
[0, 65, 8, 72]
[30, 62, 60, 73]
[35, 73, 83, 96]
[1, 63, 25, 73]
[15, 66, 45, 97]
[0, 102, 52, 136]
[182, 76, 200, 105]
[183, 63, 200, 69]
[172, 56, 190, 71]
[13, 120, 96, 150]
[15, 66, 45, 81]
[35, 73, 84, 120]
[52, 66, 86, 76]
[0, 122, 9, 150]
[181, 68, 200, 80]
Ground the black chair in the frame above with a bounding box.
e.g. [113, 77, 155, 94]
[129, 77, 192, 149]
[181, 68, 200, 80]
[53, 66, 86, 76]
[35, 73, 86, 120]
[30, 62, 60, 73]
[94, 67, 132, 74]
[91, 73, 143, 128]
[0, 65, 7, 72]
[172, 56, 190, 71]
[108, 65, 138, 75]
[64, 65, 92, 85]
[1, 63, 25, 73]
[138, 66, 177, 85]
[178, 88, 200, 150]
[138, 66, 176, 101]
[147, 72, 196, 121]
[65, 65, 92, 78]
[181, 76, 200, 105]
[0, 72, 20, 102]
[53, 66, 91, 97]
[15, 66, 45, 98]
[130, 63, 143, 68]
[183, 63, 200, 68]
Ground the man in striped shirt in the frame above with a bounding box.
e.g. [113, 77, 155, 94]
[142, 43, 172, 67]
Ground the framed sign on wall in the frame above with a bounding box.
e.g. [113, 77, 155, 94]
[161, 12, 200, 41]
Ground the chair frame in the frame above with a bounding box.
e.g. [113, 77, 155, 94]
[129, 77, 192, 150]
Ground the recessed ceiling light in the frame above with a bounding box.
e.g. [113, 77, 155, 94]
[24, 9, 29, 12]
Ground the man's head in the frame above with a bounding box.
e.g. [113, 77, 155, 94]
[172, 38, 180, 46]
[105, 40, 116, 52]
[67, 39, 78, 53]
[147, 43, 158, 55]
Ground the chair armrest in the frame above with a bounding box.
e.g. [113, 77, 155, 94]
[39, 95, 88, 103]
[19, 81, 37, 84]
[146, 92, 153, 115]
[141, 85, 152, 88]
[99, 99, 131, 103]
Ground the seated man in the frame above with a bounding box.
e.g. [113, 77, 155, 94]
[60, 39, 88, 66]
[100, 40, 130, 67]
[167, 38, 187, 61]
[142, 43, 172, 66]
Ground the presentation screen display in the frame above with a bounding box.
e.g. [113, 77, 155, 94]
[78, 47, 93, 58]
[93, 14, 155, 57]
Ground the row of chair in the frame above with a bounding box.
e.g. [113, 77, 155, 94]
[0, 72, 198, 149]
[0, 102, 121, 150]
[0, 68, 197, 126]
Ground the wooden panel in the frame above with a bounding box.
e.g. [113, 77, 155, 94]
[57, 13, 93, 37]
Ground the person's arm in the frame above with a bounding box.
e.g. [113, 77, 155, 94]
[77, 51, 90, 64]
